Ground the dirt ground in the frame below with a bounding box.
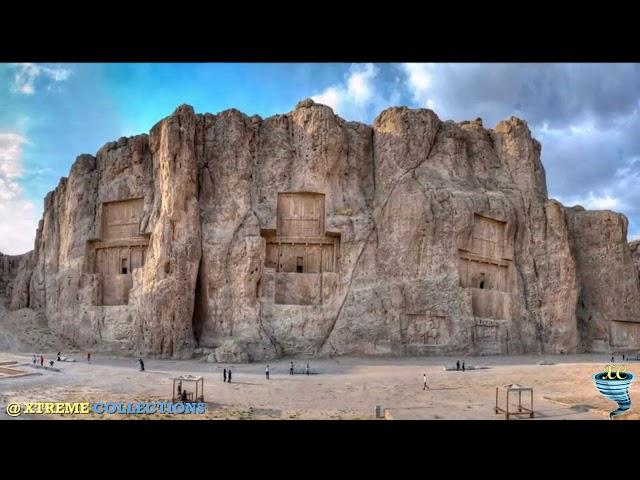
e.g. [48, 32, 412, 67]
[0, 351, 638, 420]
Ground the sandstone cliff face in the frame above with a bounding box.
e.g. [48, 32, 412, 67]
[567, 211, 640, 352]
[0, 252, 22, 306]
[630, 240, 640, 280]
[2, 99, 639, 360]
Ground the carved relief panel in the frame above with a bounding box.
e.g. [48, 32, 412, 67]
[86, 198, 149, 306]
[402, 314, 450, 346]
[459, 214, 513, 320]
[261, 192, 341, 305]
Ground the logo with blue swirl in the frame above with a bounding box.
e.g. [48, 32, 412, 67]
[593, 365, 635, 419]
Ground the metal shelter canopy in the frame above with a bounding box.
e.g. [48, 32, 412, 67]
[172, 374, 204, 402]
[494, 383, 534, 420]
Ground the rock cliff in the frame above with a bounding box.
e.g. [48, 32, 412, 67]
[2, 99, 639, 360]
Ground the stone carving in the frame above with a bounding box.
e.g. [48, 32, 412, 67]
[474, 318, 505, 355]
[86, 198, 149, 305]
[459, 214, 512, 320]
[402, 314, 450, 346]
[1, 99, 639, 360]
[261, 192, 340, 305]
[610, 320, 640, 349]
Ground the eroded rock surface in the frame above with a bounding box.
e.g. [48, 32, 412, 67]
[1, 99, 639, 360]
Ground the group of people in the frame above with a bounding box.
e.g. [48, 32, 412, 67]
[32, 354, 44, 367]
[422, 360, 468, 391]
[32, 354, 55, 368]
[611, 354, 630, 362]
[267, 362, 312, 378]
[221, 361, 313, 382]
[287, 361, 311, 376]
[31, 351, 86, 368]
[176, 381, 189, 401]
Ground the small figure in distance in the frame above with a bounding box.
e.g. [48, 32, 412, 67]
[57, 352, 61, 361]
[87, 352, 91, 364]
[265, 364, 270, 380]
[49, 360, 54, 368]
[180, 389, 188, 402]
[228, 369, 232, 383]
[456, 360, 460, 372]
[139, 357, 145, 371]
[423, 373, 429, 390]
[462, 361, 466, 372]
[223, 368, 227, 383]
[290, 361, 294, 375]
[306, 363, 310, 375]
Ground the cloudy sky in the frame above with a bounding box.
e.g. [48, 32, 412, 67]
[1, 63, 639, 255]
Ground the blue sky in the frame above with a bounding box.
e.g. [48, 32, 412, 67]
[1, 63, 639, 254]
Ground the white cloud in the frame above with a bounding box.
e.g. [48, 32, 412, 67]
[10, 63, 72, 95]
[402, 63, 435, 106]
[311, 63, 397, 122]
[313, 86, 343, 112]
[583, 193, 620, 210]
[557, 192, 620, 211]
[0, 132, 38, 255]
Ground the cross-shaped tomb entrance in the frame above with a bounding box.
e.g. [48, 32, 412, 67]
[260, 192, 341, 305]
[85, 197, 150, 306]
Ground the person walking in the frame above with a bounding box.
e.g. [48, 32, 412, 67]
[456, 360, 460, 372]
[32, 354, 37, 365]
[87, 352, 91, 364]
[290, 361, 294, 375]
[139, 357, 145, 371]
[462, 361, 466, 372]
[423, 373, 430, 390]
[265, 365, 270, 380]
[40, 354, 44, 366]
[228, 369, 232, 383]
[223, 368, 227, 383]
[305, 363, 310, 375]
[57, 352, 61, 361]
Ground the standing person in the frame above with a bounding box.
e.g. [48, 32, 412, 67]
[462, 361, 466, 372]
[57, 352, 61, 361]
[32, 354, 37, 365]
[265, 365, 270, 380]
[223, 368, 227, 383]
[611, 355, 615, 362]
[290, 361, 294, 375]
[139, 357, 145, 371]
[40, 355, 44, 366]
[622, 354, 625, 361]
[423, 373, 429, 390]
[228, 369, 232, 383]
[456, 360, 460, 372]
[49, 360, 54, 368]
[306, 363, 310, 375]
[87, 352, 91, 364]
